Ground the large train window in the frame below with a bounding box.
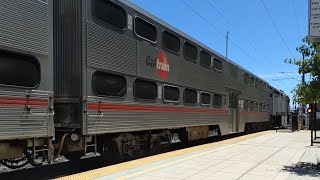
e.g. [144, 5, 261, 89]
[213, 94, 222, 108]
[184, 89, 197, 104]
[249, 102, 254, 111]
[244, 73, 249, 84]
[93, 72, 126, 98]
[135, 16, 157, 43]
[250, 77, 254, 86]
[0, 50, 40, 88]
[134, 79, 157, 100]
[200, 92, 210, 106]
[92, 0, 126, 30]
[163, 30, 180, 53]
[184, 41, 197, 63]
[163, 85, 179, 102]
[200, 50, 211, 68]
[213, 58, 222, 71]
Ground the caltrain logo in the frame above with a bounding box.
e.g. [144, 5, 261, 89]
[146, 52, 170, 80]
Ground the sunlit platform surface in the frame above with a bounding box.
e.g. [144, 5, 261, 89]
[57, 130, 320, 180]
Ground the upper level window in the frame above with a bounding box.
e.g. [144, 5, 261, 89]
[244, 100, 249, 111]
[134, 79, 157, 100]
[255, 79, 259, 88]
[93, 72, 126, 97]
[163, 30, 180, 53]
[92, 0, 126, 29]
[244, 73, 249, 84]
[250, 77, 254, 86]
[213, 58, 222, 71]
[135, 17, 157, 43]
[163, 85, 179, 102]
[184, 89, 197, 104]
[249, 102, 254, 111]
[254, 103, 259, 111]
[200, 92, 210, 105]
[184, 41, 197, 62]
[200, 50, 211, 68]
[213, 94, 222, 108]
[0, 50, 40, 87]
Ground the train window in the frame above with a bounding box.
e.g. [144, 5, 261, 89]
[213, 58, 222, 71]
[184, 41, 197, 62]
[0, 51, 40, 88]
[135, 16, 157, 43]
[244, 73, 249, 84]
[263, 104, 267, 112]
[134, 79, 157, 100]
[200, 92, 211, 105]
[92, 0, 126, 29]
[200, 50, 211, 68]
[163, 30, 180, 53]
[213, 94, 222, 108]
[249, 102, 254, 111]
[163, 85, 179, 102]
[254, 103, 259, 111]
[244, 100, 249, 111]
[250, 77, 254, 86]
[184, 89, 197, 104]
[255, 79, 259, 88]
[93, 72, 126, 97]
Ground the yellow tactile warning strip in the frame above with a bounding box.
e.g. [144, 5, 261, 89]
[56, 131, 272, 180]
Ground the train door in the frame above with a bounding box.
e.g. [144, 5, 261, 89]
[229, 92, 239, 132]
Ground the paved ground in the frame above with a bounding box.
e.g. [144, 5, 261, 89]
[58, 131, 320, 180]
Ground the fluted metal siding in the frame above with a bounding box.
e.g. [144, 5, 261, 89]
[53, 0, 83, 97]
[240, 112, 269, 123]
[86, 99, 229, 135]
[86, 21, 137, 75]
[0, 91, 52, 140]
[0, 0, 48, 55]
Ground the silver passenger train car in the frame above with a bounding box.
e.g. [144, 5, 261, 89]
[0, 0, 289, 167]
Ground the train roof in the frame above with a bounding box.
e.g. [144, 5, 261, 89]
[121, 0, 276, 88]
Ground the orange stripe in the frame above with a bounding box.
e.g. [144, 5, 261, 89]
[88, 103, 229, 114]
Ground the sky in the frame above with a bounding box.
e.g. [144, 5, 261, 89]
[129, 0, 309, 107]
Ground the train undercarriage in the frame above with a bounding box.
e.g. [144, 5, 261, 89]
[0, 121, 271, 169]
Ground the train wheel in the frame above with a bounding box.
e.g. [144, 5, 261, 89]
[0, 156, 29, 169]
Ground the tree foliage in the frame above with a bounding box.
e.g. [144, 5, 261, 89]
[285, 38, 320, 104]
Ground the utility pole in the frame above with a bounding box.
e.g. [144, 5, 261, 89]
[226, 31, 229, 59]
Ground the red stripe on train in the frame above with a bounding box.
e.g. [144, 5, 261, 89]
[88, 103, 229, 114]
[240, 111, 268, 115]
[0, 97, 48, 108]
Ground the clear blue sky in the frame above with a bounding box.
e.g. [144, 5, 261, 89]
[130, 0, 308, 107]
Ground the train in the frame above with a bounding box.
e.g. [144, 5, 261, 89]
[0, 0, 289, 168]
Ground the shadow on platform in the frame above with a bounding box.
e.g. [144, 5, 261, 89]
[283, 162, 320, 177]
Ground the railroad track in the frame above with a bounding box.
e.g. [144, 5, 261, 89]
[0, 132, 246, 180]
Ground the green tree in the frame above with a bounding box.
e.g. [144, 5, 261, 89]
[285, 38, 320, 104]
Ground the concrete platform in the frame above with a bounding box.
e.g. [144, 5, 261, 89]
[58, 131, 320, 180]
